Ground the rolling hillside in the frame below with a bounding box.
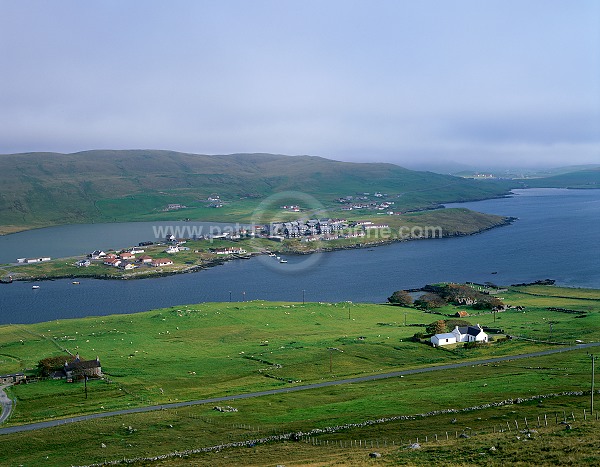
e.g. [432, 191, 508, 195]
[518, 168, 600, 189]
[0, 150, 511, 232]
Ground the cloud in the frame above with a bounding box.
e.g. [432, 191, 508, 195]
[0, 1, 598, 168]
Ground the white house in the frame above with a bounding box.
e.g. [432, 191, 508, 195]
[431, 333, 457, 346]
[431, 324, 488, 347]
[452, 324, 488, 343]
[90, 250, 106, 259]
[165, 246, 180, 254]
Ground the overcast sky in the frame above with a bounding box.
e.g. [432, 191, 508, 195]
[1, 0, 598, 168]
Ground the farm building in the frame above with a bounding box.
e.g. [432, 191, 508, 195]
[63, 355, 102, 382]
[431, 333, 457, 346]
[0, 373, 26, 385]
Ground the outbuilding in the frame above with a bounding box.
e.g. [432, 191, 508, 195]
[431, 333, 457, 347]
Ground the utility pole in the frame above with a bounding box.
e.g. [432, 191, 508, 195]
[229, 290, 232, 302]
[302, 289, 305, 305]
[84, 375, 88, 399]
[592, 354, 597, 415]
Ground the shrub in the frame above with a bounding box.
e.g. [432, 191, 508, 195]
[387, 290, 413, 307]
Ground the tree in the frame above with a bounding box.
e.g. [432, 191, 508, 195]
[387, 290, 413, 306]
[415, 293, 447, 309]
[37, 355, 70, 377]
[426, 320, 447, 335]
[473, 296, 503, 310]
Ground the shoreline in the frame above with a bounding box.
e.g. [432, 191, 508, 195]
[1, 216, 516, 283]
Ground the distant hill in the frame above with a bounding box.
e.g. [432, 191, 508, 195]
[0, 150, 511, 232]
[517, 168, 600, 189]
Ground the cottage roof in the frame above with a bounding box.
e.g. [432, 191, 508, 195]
[433, 333, 456, 340]
[64, 357, 101, 372]
[456, 325, 484, 336]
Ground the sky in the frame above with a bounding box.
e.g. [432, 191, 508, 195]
[1, 0, 598, 169]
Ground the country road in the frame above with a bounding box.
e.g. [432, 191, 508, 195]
[1, 342, 598, 435]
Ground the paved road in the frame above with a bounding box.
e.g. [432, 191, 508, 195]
[1, 342, 598, 435]
[0, 385, 13, 424]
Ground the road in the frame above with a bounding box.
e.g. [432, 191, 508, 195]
[1, 342, 598, 435]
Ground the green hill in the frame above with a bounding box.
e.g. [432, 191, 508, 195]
[0, 150, 510, 233]
[518, 168, 600, 189]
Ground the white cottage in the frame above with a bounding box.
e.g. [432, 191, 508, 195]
[431, 324, 488, 347]
[452, 324, 488, 343]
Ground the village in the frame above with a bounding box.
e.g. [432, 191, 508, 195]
[72, 217, 394, 274]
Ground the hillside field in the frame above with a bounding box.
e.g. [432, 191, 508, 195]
[0, 285, 599, 465]
[0, 151, 512, 233]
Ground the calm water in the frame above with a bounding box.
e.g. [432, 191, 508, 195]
[0, 221, 243, 264]
[0, 188, 598, 324]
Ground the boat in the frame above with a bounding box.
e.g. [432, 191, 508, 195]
[32, 285, 40, 289]
[276, 256, 281, 260]
[268, 253, 276, 257]
[72, 281, 80, 284]
[279, 259, 288, 263]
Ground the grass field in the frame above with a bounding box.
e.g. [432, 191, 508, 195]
[0, 284, 598, 465]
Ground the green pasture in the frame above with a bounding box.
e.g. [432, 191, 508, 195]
[0, 284, 599, 465]
[0, 285, 598, 427]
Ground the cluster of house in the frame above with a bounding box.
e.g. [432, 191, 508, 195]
[87, 249, 174, 269]
[207, 195, 223, 208]
[431, 324, 489, 347]
[336, 193, 400, 214]
[162, 203, 187, 211]
[212, 247, 247, 255]
[264, 218, 391, 240]
[266, 218, 347, 239]
[0, 355, 102, 385]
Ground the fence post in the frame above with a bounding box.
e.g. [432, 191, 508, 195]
[584, 409, 587, 421]
[446, 432, 449, 440]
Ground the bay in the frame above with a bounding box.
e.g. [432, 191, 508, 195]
[0, 188, 598, 324]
